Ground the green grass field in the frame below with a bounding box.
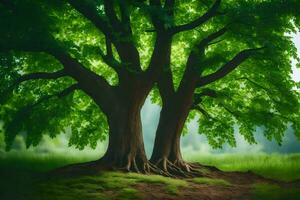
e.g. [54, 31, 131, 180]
[0, 152, 300, 200]
[2, 151, 299, 181]
[185, 153, 300, 182]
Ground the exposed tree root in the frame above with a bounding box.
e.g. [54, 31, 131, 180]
[152, 158, 205, 178]
[51, 156, 213, 179]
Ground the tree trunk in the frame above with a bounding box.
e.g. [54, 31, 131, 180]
[95, 80, 160, 173]
[150, 102, 194, 176]
[99, 102, 149, 172]
[150, 71, 201, 177]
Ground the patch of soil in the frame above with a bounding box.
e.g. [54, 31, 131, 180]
[135, 182, 251, 200]
[50, 163, 300, 200]
[129, 165, 300, 200]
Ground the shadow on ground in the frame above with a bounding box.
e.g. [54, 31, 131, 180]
[1, 163, 300, 200]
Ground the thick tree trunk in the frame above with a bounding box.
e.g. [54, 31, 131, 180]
[95, 79, 160, 173]
[150, 72, 201, 177]
[150, 103, 195, 176]
[99, 102, 149, 172]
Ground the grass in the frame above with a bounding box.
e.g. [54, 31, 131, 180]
[185, 153, 300, 182]
[1, 152, 300, 199]
[2, 151, 300, 182]
[31, 172, 187, 200]
[192, 177, 231, 187]
[252, 183, 300, 200]
[0, 164, 188, 200]
[0, 151, 100, 172]
[35, 172, 140, 200]
[125, 173, 188, 194]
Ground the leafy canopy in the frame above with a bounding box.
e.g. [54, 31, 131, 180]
[162, 0, 300, 148]
[0, 0, 300, 150]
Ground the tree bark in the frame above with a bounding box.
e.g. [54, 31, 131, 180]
[150, 99, 195, 176]
[150, 68, 201, 176]
[99, 100, 149, 172]
[94, 77, 161, 173]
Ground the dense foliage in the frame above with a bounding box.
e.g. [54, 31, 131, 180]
[0, 0, 300, 152]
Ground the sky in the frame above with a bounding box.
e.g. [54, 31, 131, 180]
[1, 33, 300, 158]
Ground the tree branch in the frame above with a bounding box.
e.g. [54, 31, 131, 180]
[53, 53, 112, 89]
[16, 70, 66, 84]
[95, 41, 124, 77]
[66, 0, 112, 38]
[57, 83, 80, 98]
[198, 47, 265, 87]
[33, 84, 79, 105]
[235, 76, 282, 105]
[193, 105, 212, 119]
[103, 0, 121, 30]
[106, 37, 113, 58]
[170, 0, 221, 34]
[193, 89, 217, 106]
[1, 70, 67, 101]
[236, 77, 271, 94]
[164, 0, 175, 16]
[119, 0, 132, 33]
[195, 27, 227, 50]
[7, 83, 79, 126]
[50, 53, 116, 112]
[193, 104, 230, 128]
[182, 27, 227, 81]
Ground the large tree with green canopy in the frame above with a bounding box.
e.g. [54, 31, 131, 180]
[0, 0, 168, 173]
[150, 0, 300, 175]
[0, 0, 300, 176]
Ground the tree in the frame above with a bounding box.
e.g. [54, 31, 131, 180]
[149, 0, 300, 176]
[0, 0, 300, 177]
[0, 0, 172, 173]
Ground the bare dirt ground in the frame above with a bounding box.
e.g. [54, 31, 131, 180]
[50, 163, 298, 200]
[125, 165, 300, 200]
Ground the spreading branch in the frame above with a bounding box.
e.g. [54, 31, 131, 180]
[235, 76, 282, 105]
[53, 53, 112, 89]
[170, 0, 221, 34]
[105, 37, 113, 58]
[195, 27, 227, 50]
[198, 47, 265, 87]
[7, 83, 79, 129]
[193, 104, 230, 128]
[180, 28, 227, 90]
[193, 88, 217, 106]
[51, 53, 115, 111]
[164, 0, 175, 16]
[1, 70, 67, 100]
[33, 83, 79, 104]
[16, 70, 66, 84]
[104, 0, 121, 30]
[193, 104, 212, 119]
[119, 1, 132, 33]
[96, 39, 123, 76]
[66, 0, 112, 38]
[236, 77, 271, 94]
